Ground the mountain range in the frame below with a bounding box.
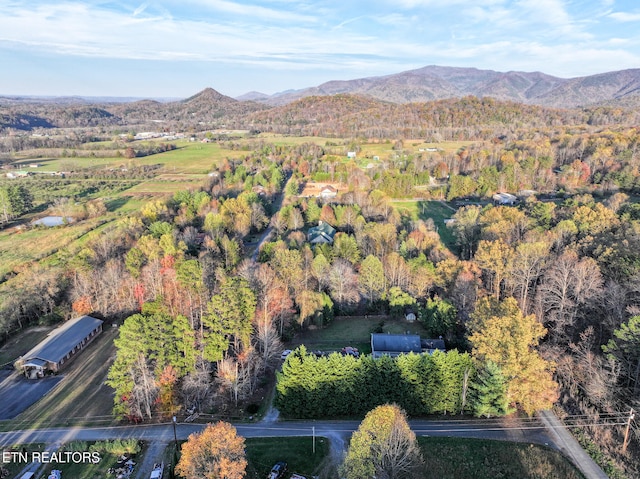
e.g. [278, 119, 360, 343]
[236, 65, 640, 109]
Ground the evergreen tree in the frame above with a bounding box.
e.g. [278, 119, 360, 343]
[470, 361, 513, 418]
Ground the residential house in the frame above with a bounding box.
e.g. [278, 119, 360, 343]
[318, 185, 338, 200]
[307, 221, 336, 244]
[371, 334, 422, 358]
[492, 192, 517, 205]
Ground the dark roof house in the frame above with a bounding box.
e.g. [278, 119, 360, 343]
[371, 333, 422, 358]
[16, 315, 103, 379]
[307, 221, 336, 244]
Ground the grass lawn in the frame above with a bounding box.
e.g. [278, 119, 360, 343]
[0, 326, 55, 365]
[42, 440, 144, 479]
[290, 315, 428, 354]
[393, 199, 457, 251]
[0, 444, 46, 478]
[245, 436, 330, 479]
[419, 437, 584, 479]
[6, 326, 119, 431]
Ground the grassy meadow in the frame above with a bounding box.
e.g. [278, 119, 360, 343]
[244, 436, 331, 479]
[419, 437, 584, 479]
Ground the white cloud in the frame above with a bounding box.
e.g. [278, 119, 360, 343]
[609, 11, 640, 22]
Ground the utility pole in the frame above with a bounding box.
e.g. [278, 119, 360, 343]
[622, 408, 635, 454]
[312, 426, 316, 454]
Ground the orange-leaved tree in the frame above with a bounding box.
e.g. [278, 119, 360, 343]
[175, 421, 247, 479]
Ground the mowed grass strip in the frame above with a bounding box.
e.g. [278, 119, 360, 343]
[419, 437, 584, 479]
[5, 326, 119, 431]
[244, 436, 330, 479]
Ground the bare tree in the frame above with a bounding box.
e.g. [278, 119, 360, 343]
[537, 250, 602, 343]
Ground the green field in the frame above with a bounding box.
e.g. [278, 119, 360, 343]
[392, 199, 457, 250]
[0, 217, 109, 280]
[419, 437, 584, 479]
[0, 326, 55, 365]
[245, 436, 331, 479]
[289, 315, 429, 354]
[11, 140, 243, 174]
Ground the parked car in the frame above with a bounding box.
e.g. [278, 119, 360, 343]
[268, 461, 287, 479]
[280, 349, 292, 360]
[341, 346, 359, 358]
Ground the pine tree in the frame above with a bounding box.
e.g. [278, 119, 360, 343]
[470, 361, 513, 418]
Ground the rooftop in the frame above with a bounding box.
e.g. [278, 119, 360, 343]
[21, 315, 103, 364]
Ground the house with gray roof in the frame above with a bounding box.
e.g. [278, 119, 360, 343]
[307, 221, 336, 244]
[15, 315, 103, 379]
[371, 333, 422, 358]
[371, 333, 446, 358]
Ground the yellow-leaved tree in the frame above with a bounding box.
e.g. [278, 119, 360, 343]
[340, 404, 423, 479]
[469, 297, 558, 415]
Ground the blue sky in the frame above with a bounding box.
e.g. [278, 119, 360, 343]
[1, 0, 639, 98]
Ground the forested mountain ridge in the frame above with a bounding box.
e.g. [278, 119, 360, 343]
[246, 65, 640, 109]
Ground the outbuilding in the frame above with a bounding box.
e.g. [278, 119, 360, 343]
[15, 315, 103, 379]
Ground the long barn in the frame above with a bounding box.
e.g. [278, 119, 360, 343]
[15, 315, 103, 379]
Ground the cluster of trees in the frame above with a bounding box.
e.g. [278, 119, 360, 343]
[276, 346, 473, 418]
[0, 183, 32, 223]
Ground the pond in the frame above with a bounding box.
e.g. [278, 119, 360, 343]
[32, 216, 73, 227]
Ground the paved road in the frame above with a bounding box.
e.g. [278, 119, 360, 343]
[0, 417, 553, 447]
[0, 414, 608, 479]
[539, 410, 610, 479]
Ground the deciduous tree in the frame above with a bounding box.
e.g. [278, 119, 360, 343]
[340, 404, 423, 479]
[176, 422, 247, 479]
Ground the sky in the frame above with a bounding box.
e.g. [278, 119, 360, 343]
[1, 0, 639, 99]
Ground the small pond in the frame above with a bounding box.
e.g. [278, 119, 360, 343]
[32, 216, 73, 227]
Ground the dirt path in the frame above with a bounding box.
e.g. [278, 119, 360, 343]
[134, 441, 169, 479]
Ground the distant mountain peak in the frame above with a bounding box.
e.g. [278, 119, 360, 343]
[183, 87, 236, 104]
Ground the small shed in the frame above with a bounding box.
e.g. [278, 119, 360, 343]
[15, 315, 103, 379]
[371, 334, 422, 359]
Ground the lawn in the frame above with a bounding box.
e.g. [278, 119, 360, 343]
[0, 443, 46, 479]
[0, 326, 55, 365]
[6, 326, 119, 431]
[419, 437, 584, 479]
[244, 436, 331, 479]
[41, 440, 144, 479]
[393, 199, 457, 251]
[289, 315, 429, 354]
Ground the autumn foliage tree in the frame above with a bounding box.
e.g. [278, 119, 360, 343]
[176, 421, 247, 479]
[340, 404, 423, 479]
[469, 297, 558, 415]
